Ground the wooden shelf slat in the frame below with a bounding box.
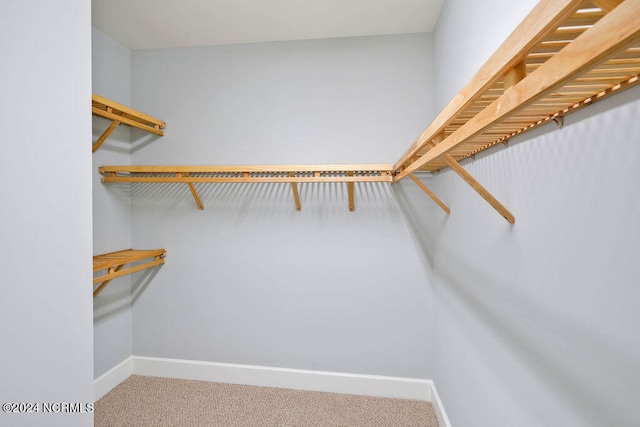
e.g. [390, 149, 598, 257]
[96, 1, 640, 222]
[92, 94, 165, 128]
[100, 164, 392, 174]
[99, 165, 393, 210]
[92, 94, 166, 153]
[93, 249, 166, 297]
[99, 165, 394, 184]
[392, 0, 640, 221]
[393, 0, 587, 171]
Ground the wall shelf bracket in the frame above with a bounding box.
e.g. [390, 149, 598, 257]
[553, 116, 564, 128]
[92, 94, 165, 153]
[445, 153, 515, 224]
[181, 172, 204, 210]
[408, 173, 450, 214]
[347, 171, 355, 211]
[289, 172, 302, 211]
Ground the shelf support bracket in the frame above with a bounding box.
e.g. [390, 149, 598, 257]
[182, 172, 204, 210]
[503, 60, 527, 91]
[92, 120, 121, 153]
[347, 171, 355, 211]
[93, 264, 124, 298]
[553, 116, 564, 128]
[429, 138, 514, 224]
[408, 174, 450, 214]
[289, 172, 301, 211]
[444, 154, 515, 224]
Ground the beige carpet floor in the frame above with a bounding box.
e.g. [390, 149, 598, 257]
[95, 375, 439, 426]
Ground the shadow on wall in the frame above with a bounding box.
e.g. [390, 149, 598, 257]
[131, 127, 162, 152]
[93, 278, 131, 324]
[93, 264, 164, 324]
[397, 174, 639, 424]
[92, 117, 163, 154]
[392, 85, 640, 425]
[432, 243, 639, 426]
[92, 115, 131, 155]
[129, 179, 402, 222]
[132, 266, 162, 304]
[393, 177, 449, 271]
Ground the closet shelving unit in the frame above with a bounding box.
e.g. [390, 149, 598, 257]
[393, 0, 640, 223]
[92, 94, 166, 153]
[99, 164, 394, 211]
[97, 0, 640, 224]
[93, 249, 166, 297]
[92, 96, 168, 296]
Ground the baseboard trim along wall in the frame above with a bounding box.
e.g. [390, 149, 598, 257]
[94, 356, 134, 400]
[430, 379, 452, 427]
[95, 356, 451, 426]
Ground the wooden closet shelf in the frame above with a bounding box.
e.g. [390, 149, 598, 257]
[96, 1, 640, 223]
[394, 0, 640, 223]
[99, 165, 394, 211]
[92, 94, 166, 153]
[99, 164, 393, 183]
[93, 249, 166, 298]
[395, 0, 640, 176]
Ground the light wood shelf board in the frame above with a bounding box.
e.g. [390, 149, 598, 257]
[396, 0, 640, 178]
[393, 0, 588, 171]
[93, 249, 166, 297]
[92, 94, 166, 153]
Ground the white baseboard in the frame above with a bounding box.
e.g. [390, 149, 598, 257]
[95, 356, 450, 425]
[133, 356, 431, 401]
[430, 381, 452, 427]
[94, 356, 133, 400]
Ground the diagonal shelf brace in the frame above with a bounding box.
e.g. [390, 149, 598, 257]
[92, 94, 165, 153]
[347, 171, 355, 211]
[93, 264, 124, 298]
[182, 172, 204, 210]
[289, 172, 301, 211]
[427, 137, 514, 223]
[408, 174, 450, 214]
[93, 120, 121, 153]
[444, 154, 515, 224]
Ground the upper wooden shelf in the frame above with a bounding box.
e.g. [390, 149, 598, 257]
[93, 248, 166, 297]
[92, 94, 166, 153]
[99, 164, 393, 183]
[99, 164, 393, 211]
[97, 0, 640, 223]
[394, 0, 640, 177]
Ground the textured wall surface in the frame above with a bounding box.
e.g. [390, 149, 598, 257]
[407, 1, 640, 424]
[128, 34, 436, 379]
[92, 27, 135, 379]
[0, 1, 94, 426]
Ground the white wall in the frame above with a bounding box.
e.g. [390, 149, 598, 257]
[432, 0, 537, 111]
[400, 0, 640, 425]
[131, 34, 433, 164]
[92, 27, 134, 378]
[0, 1, 93, 426]
[123, 34, 436, 378]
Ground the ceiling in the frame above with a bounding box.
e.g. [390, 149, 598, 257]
[92, 0, 445, 50]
